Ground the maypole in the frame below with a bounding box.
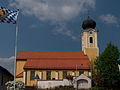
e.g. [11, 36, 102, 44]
[0, 1, 20, 90]
[0, 6, 20, 89]
[13, 10, 19, 90]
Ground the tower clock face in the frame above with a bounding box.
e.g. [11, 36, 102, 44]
[89, 31, 92, 34]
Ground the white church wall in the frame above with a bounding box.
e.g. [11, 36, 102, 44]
[37, 79, 70, 89]
[37, 74, 91, 89]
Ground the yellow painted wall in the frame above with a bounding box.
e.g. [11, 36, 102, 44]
[51, 71, 55, 79]
[26, 70, 30, 86]
[84, 71, 89, 76]
[87, 31, 96, 48]
[81, 30, 99, 62]
[16, 77, 23, 81]
[26, 70, 37, 86]
[82, 31, 97, 49]
[25, 70, 89, 86]
[43, 71, 46, 80]
[16, 60, 27, 82]
[75, 71, 79, 76]
[58, 71, 63, 80]
[16, 60, 26, 76]
[82, 32, 87, 51]
[86, 48, 98, 62]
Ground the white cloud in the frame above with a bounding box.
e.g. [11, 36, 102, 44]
[0, 56, 15, 74]
[10, 0, 95, 40]
[53, 24, 80, 40]
[0, 56, 15, 60]
[10, 0, 96, 22]
[99, 14, 118, 24]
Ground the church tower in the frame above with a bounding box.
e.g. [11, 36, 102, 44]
[81, 17, 99, 62]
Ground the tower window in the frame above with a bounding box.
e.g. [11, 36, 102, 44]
[90, 37, 93, 43]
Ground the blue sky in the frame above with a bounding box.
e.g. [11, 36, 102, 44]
[0, 0, 120, 74]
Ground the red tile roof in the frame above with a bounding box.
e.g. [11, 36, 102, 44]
[24, 59, 90, 69]
[17, 51, 90, 70]
[16, 72, 23, 78]
[17, 51, 87, 59]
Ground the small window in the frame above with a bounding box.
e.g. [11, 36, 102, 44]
[63, 71, 67, 79]
[90, 37, 93, 43]
[30, 71, 35, 80]
[46, 71, 51, 80]
[79, 71, 84, 75]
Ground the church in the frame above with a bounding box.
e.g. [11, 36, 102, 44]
[16, 17, 99, 88]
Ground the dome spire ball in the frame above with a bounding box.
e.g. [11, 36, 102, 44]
[82, 18, 96, 29]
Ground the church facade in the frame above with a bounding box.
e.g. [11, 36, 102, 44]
[16, 18, 99, 87]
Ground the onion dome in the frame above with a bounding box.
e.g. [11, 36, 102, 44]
[82, 18, 96, 29]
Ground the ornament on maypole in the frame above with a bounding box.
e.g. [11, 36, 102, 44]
[0, 9, 7, 20]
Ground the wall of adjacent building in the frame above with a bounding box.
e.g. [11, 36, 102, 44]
[16, 77, 23, 81]
[16, 59, 27, 81]
[0, 69, 13, 90]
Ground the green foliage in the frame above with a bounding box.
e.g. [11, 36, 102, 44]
[54, 85, 75, 90]
[94, 43, 120, 87]
[91, 87, 107, 90]
[91, 87, 120, 90]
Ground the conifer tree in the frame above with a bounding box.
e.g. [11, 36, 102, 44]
[94, 43, 120, 87]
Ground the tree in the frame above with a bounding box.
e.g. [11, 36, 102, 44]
[94, 43, 120, 87]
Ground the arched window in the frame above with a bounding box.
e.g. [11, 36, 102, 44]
[90, 37, 93, 43]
